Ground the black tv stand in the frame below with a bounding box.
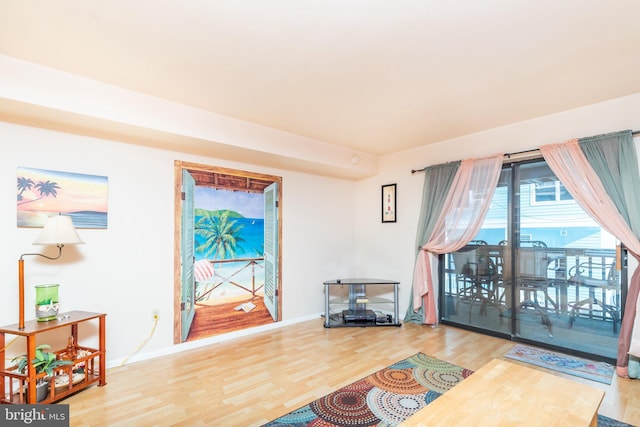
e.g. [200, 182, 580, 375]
[323, 279, 401, 328]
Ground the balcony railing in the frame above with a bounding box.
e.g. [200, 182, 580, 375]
[195, 257, 265, 302]
[444, 245, 621, 331]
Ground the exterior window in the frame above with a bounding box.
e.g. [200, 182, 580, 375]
[533, 181, 572, 203]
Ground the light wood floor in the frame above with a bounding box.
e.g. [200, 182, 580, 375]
[63, 319, 640, 426]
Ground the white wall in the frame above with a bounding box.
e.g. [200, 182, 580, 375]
[355, 92, 640, 318]
[4, 89, 640, 367]
[0, 121, 358, 365]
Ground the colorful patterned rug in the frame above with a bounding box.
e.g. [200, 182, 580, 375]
[505, 344, 614, 384]
[263, 352, 631, 427]
[263, 353, 471, 426]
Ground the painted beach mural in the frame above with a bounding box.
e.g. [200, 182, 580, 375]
[193, 186, 265, 305]
[17, 167, 108, 229]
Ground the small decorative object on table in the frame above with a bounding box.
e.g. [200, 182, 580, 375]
[54, 372, 86, 392]
[64, 336, 77, 360]
[35, 284, 60, 322]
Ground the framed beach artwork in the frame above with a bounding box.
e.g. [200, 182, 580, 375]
[382, 183, 396, 223]
[17, 167, 108, 229]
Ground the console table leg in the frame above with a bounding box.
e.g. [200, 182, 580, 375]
[99, 315, 106, 386]
[0, 332, 5, 402]
[26, 336, 36, 403]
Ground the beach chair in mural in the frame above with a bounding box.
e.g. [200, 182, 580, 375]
[194, 259, 215, 300]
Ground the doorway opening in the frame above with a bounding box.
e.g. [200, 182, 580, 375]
[174, 161, 282, 343]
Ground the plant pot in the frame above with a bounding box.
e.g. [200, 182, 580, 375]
[26, 380, 49, 402]
[36, 381, 49, 402]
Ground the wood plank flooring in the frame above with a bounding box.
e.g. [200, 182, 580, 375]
[63, 320, 640, 426]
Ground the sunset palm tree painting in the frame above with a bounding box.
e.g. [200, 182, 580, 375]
[17, 167, 108, 228]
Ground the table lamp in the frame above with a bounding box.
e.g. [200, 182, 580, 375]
[18, 213, 84, 330]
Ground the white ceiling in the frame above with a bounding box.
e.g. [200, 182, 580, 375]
[1, 0, 640, 156]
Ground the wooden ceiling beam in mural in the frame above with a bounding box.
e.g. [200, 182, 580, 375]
[187, 170, 271, 193]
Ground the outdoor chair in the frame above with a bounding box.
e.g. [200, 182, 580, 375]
[518, 241, 558, 314]
[452, 244, 502, 322]
[567, 258, 620, 333]
[499, 240, 555, 337]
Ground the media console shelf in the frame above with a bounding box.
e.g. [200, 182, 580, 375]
[323, 279, 401, 328]
[0, 310, 106, 404]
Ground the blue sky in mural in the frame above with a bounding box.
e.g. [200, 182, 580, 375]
[195, 187, 264, 219]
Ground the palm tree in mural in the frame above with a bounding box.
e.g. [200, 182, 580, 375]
[17, 178, 61, 205]
[16, 176, 35, 202]
[195, 210, 246, 260]
[253, 244, 264, 257]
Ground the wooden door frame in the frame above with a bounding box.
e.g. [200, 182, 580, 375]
[173, 160, 283, 344]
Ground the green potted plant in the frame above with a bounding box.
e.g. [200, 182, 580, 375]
[11, 344, 73, 402]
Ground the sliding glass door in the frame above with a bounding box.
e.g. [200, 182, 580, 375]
[441, 159, 624, 361]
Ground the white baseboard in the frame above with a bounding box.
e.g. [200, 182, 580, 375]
[107, 312, 322, 369]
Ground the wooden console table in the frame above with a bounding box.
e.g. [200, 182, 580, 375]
[0, 310, 106, 404]
[400, 358, 604, 427]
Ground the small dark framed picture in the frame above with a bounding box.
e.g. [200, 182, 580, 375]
[381, 184, 396, 223]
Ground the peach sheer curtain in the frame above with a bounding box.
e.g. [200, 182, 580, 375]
[541, 139, 640, 377]
[412, 154, 503, 324]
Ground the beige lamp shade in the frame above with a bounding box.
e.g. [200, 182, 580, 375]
[32, 214, 85, 245]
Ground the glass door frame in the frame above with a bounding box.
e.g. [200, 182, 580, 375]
[438, 157, 625, 364]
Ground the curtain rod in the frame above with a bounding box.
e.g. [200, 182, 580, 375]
[410, 129, 640, 174]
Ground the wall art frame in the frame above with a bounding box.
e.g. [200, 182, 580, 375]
[381, 183, 396, 223]
[17, 166, 108, 229]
